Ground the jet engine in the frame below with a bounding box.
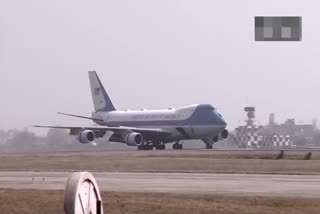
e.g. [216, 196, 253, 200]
[77, 130, 95, 144]
[221, 129, 229, 139]
[126, 132, 143, 146]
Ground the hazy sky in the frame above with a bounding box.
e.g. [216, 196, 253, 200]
[1, 0, 319, 133]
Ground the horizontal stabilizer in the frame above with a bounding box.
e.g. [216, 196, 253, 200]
[57, 112, 104, 122]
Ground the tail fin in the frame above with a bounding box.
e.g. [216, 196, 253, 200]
[88, 71, 116, 112]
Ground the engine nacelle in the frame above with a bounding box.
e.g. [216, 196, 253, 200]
[126, 132, 143, 146]
[221, 129, 229, 139]
[77, 130, 95, 144]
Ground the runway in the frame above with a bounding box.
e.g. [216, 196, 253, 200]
[0, 171, 319, 198]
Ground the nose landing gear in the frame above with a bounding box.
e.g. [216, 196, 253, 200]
[202, 137, 215, 150]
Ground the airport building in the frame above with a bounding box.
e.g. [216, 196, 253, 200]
[229, 107, 316, 148]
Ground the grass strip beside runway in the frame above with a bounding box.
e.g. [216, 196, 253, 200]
[0, 189, 319, 214]
[0, 150, 320, 174]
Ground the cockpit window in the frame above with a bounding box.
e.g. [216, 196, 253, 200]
[214, 109, 222, 117]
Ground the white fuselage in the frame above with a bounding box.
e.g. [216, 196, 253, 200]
[92, 104, 227, 141]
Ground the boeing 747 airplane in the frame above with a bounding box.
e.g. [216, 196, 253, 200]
[35, 71, 228, 150]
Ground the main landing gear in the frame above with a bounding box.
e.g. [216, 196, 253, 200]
[137, 144, 153, 150]
[173, 141, 183, 150]
[155, 143, 166, 150]
[205, 143, 213, 149]
[137, 142, 166, 150]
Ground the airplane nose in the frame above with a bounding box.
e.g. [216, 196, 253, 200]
[216, 114, 227, 126]
[220, 118, 227, 127]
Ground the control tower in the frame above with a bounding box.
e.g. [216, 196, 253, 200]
[230, 107, 292, 148]
[244, 107, 255, 127]
[232, 106, 261, 148]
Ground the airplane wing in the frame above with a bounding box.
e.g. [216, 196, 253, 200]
[33, 125, 171, 140]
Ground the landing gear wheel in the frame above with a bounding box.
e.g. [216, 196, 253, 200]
[173, 144, 177, 150]
[155, 143, 165, 150]
[173, 141, 183, 150]
[213, 136, 219, 143]
[206, 144, 213, 149]
[64, 171, 103, 214]
[173, 143, 183, 150]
